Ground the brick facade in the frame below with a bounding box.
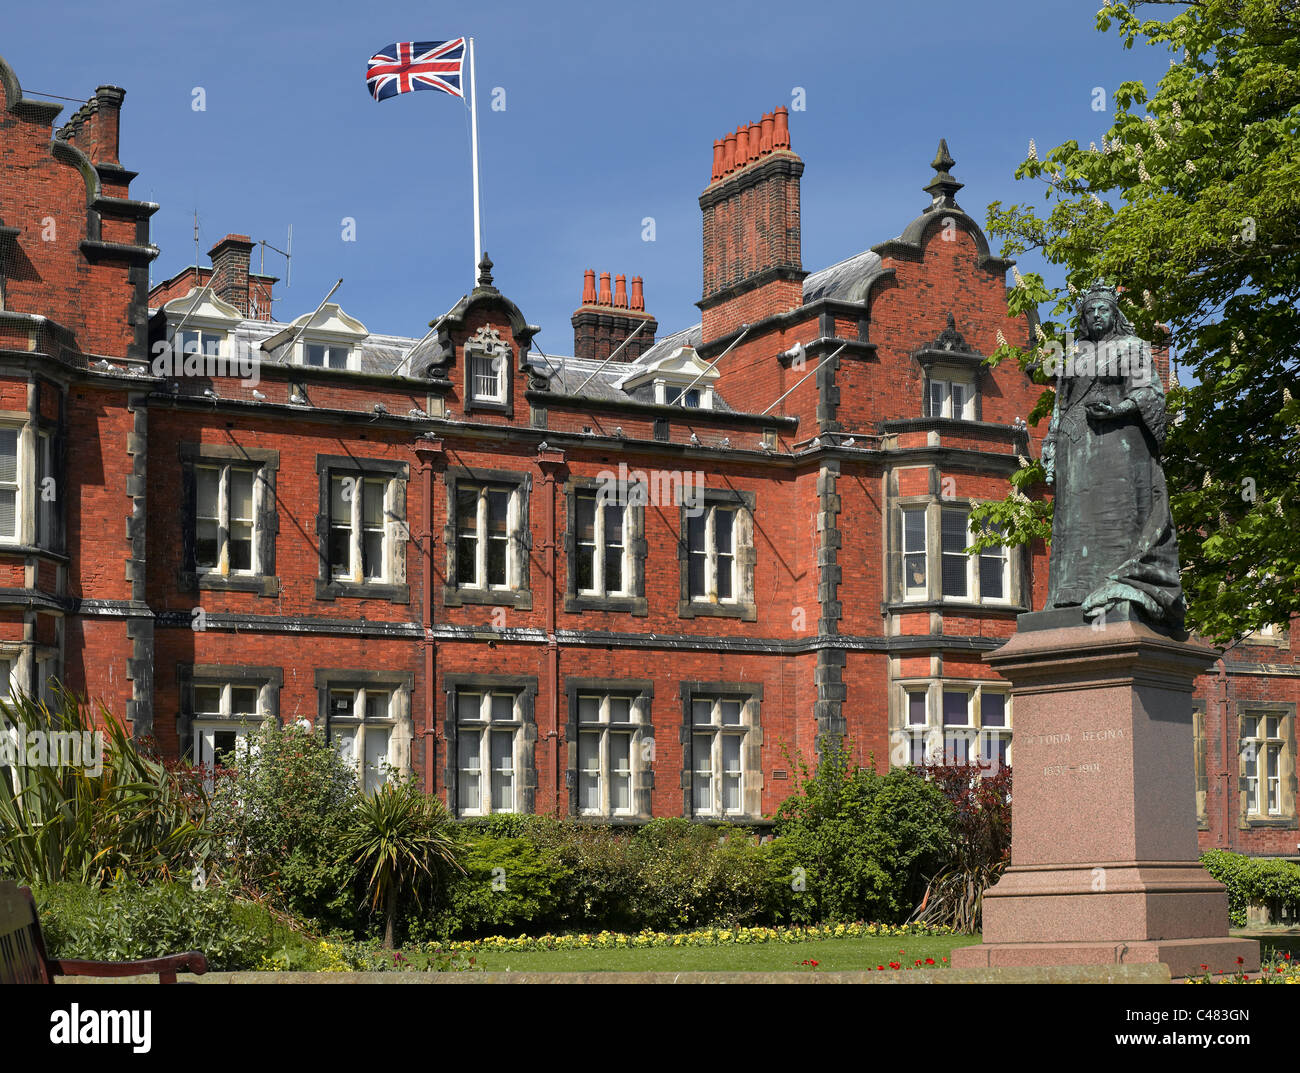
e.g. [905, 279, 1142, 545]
[0, 55, 1294, 857]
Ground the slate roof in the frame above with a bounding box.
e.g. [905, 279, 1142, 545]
[801, 249, 882, 304]
[197, 242, 885, 407]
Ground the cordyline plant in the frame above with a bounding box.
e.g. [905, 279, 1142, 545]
[341, 778, 465, 949]
[0, 686, 207, 887]
[970, 0, 1300, 643]
[911, 761, 1012, 933]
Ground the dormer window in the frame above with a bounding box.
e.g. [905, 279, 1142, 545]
[619, 344, 719, 411]
[304, 342, 351, 370]
[925, 376, 974, 420]
[469, 350, 505, 402]
[179, 329, 225, 358]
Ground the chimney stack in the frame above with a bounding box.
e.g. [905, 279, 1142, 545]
[698, 105, 805, 344]
[572, 269, 658, 363]
[208, 234, 256, 317]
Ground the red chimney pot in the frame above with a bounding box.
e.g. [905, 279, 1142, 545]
[597, 272, 612, 305]
[711, 139, 724, 182]
[760, 112, 774, 154]
[723, 131, 737, 173]
[630, 276, 645, 312]
[748, 121, 762, 161]
[735, 124, 749, 166]
[773, 106, 790, 150]
[613, 274, 628, 308]
[582, 268, 597, 305]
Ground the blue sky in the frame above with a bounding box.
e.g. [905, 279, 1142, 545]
[5, 0, 1172, 349]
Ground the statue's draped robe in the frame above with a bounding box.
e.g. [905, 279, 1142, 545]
[1045, 334, 1185, 624]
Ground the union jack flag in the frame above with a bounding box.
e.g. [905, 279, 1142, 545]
[366, 39, 465, 102]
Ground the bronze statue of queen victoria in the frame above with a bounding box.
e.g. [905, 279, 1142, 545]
[1041, 283, 1185, 627]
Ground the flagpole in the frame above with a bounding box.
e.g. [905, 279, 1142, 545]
[468, 35, 482, 281]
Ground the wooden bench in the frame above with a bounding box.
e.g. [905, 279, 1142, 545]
[0, 880, 208, 984]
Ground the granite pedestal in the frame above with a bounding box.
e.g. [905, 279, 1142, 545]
[950, 607, 1259, 979]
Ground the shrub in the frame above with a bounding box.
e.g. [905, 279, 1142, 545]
[427, 835, 570, 939]
[1201, 849, 1300, 928]
[33, 881, 278, 971]
[205, 718, 363, 933]
[0, 687, 205, 887]
[772, 739, 955, 924]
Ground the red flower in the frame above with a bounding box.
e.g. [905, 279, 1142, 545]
[925, 958, 935, 965]
[877, 965, 885, 971]
[1200, 964, 1208, 970]
[889, 961, 901, 970]
[1236, 957, 1244, 965]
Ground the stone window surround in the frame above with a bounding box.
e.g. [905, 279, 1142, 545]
[315, 667, 415, 790]
[175, 663, 283, 763]
[564, 676, 655, 821]
[443, 673, 539, 817]
[1192, 700, 1209, 831]
[888, 494, 1024, 611]
[563, 476, 648, 617]
[442, 467, 533, 610]
[677, 487, 757, 621]
[178, 443, 280, 597]
[461, 326, 514, 416]
[1237, 702, 1297, 828]
[679, 680, 764, 821]
[315, 454, 409, 603]
[891, 678, 1012, 770]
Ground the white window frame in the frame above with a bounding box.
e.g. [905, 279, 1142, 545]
[576, 693, 641, 818]
[926, 376, 975, 420]
[1241, 712, 1286, 818]
[896, 681, 1012, 773]
[687, 504, 738, 604]
[575, 491, 630, 598]
[655, 379, 712, 409]
[328, 686, 398, 794]
[455, 690, 522, 816]
[933, 505, 1012, 606]
[940, 507, 972, 601]
[35, 429, 54, 549]
[901, 505, 927, 601]
[0, 424, 20, 545]
[455, 483, 519, 591]
[191, 681, 263, 788]
[195, 462, 261, 578]
[178, 328, 226, 359]
[468, 351, 505, 402]
[329, 473, 391, 583]
[301, 340, 352, 371]
[690, 695, 751, 818]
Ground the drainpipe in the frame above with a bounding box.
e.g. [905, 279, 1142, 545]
[1218, 655, 1231, 851]
[536, 443, 567, 815]
[415, 437, 445, 798]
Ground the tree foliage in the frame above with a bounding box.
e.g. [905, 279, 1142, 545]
[973, 0, 1300, 642]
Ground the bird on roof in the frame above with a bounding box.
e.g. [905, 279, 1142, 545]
[721, 437, 731, 449]
[409, 407, 429, 418]
[689, 433, 702, 445]
[252, 389, 267, 401]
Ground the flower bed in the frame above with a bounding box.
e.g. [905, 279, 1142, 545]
[443, 921, 956, 954]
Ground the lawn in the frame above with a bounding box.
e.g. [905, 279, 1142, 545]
[463, 933, 979, 973]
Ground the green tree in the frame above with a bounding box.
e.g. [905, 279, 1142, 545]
[205, 718, 361, 931]
[972, 0, 1300, 643]
[342, 779, 463, 949]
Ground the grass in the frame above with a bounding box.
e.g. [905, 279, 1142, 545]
[461, 933, 977, 973]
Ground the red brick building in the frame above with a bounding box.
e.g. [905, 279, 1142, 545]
[0, 56, 1294, 857]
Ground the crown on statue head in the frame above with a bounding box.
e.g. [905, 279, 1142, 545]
[1081, 281, 1120, 306]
